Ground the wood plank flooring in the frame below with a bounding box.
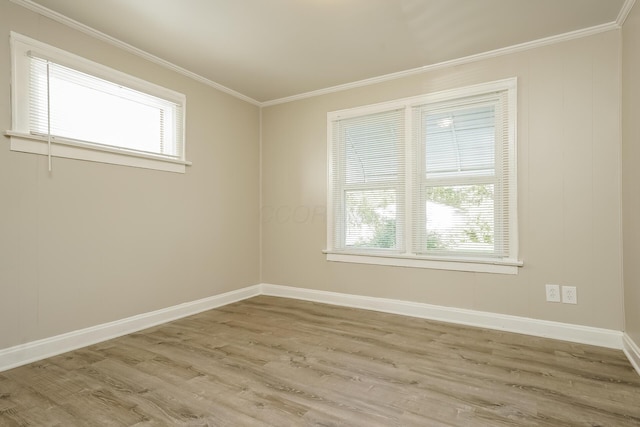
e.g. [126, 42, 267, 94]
[1, 295, 639, 426]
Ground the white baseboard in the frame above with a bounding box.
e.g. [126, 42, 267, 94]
[260, 283, 624, 350]
[0, 282, 631, 374]
[623, 333, 640, 376]
[0, 285, 261, 373]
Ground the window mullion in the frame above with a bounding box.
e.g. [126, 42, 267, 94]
[424, 175, 497, 187]
[404, 106, 413, 256]
[342, 182, 397, 191]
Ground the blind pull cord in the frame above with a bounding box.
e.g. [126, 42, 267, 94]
[46, 60, 52, 172]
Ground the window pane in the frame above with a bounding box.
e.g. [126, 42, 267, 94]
[340, 110, 403, 185]
[423, 184, 495, 254]
[30, 59, 181, 157]
[345, 189, 397, 249]
[425, 105, 495, 179]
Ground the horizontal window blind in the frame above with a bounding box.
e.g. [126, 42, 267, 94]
[412, 93, 509, 258]
[28, 54, 184, 160]
[327, 78, 517, 269]
[331, 109, 405, 251]
[424, 104, 495, 178]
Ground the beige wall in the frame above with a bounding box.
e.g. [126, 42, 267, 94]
[0, 1, 260, 350]
[623, 2, 640, 344]
[262, 30, 623, 330]
[0, 0, 631, 353]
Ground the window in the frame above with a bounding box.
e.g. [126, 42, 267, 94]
[327, 79, 520, 274]
[331, 108, 405, 250]
[6, 32, 190, 173]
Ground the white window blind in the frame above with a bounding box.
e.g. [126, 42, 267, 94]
[7, 32, 189, 173]
[331, 109, 405, 251]
[29, 54, 184, 160]
[327, 79, 518, 273]
[412, 93, 510, 258]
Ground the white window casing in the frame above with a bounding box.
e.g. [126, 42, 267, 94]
[6, 32, 190, 173]
[326, 78, 520, 274]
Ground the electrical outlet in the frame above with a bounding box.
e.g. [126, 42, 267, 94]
[562, 286, 577, 304]
[545, 284, 561, 302]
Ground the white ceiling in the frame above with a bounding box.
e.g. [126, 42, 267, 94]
[21, 0, 628, 104]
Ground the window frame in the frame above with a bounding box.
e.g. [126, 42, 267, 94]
[6, 32, 190, 173]
[326, 78, 521, 274]
[332, 107, 406, 253]
[413, 95, 507, 259]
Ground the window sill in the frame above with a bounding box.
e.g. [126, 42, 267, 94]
[324, 251, 523, 275]
[5, 131, 192, 173]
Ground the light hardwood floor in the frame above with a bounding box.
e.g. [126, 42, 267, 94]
[1, 295, 639, 426]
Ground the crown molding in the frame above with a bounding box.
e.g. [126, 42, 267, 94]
[262, 21, 619, 107]
[9, 0, 261, 106]
[10, 0, 629, 108]
[617, 0, 637, 27]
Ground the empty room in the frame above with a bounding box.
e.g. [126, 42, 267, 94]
[1, 0, 640, 425]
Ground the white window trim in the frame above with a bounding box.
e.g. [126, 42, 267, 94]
[324, 251, 522, 275]
[6, 32, 191, 173]
[5, 130, 190, 173]
[326, 78, 520, 274]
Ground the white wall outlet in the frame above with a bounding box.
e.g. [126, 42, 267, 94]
[545, 284, 561, 302]
[562, 285, 578, 304]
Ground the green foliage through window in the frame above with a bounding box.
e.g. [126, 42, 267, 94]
[346, 189, 397, 249]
